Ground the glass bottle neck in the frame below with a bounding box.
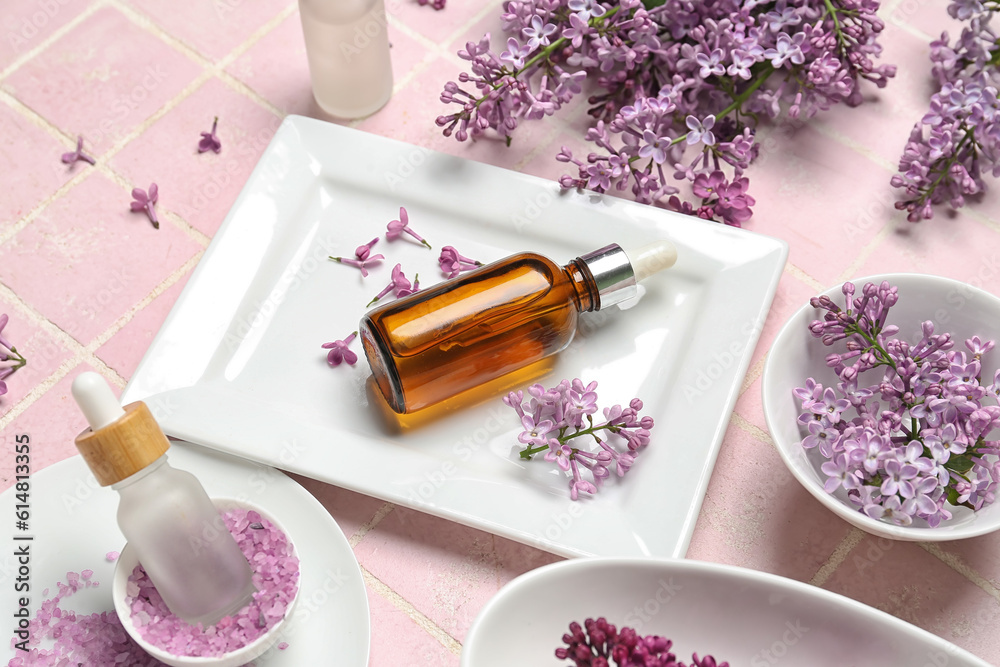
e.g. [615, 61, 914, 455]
[564, 258, 599, 313]
[111, 455, 168, 491]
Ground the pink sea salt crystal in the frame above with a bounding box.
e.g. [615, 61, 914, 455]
[124, 507, 299, 658]
[9, 508, 297, 665]
[106, 550, 119, 562]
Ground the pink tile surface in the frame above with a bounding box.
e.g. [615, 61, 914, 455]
[0, 102, 76, 228]
[94, 267, 192, 378]
[355, 506, 561, 640]
[367, 584, 459, 667]
[0, 171, 202, 345]
[822, 537, 1000, 664]
[4, 2, 1000, 665]
[0, 362, 95, 487]
[2, 7, 201, 153]
[109, 77, 282, 236]
[0, 0, 91, 69]
[686, 423, 852, 581]
[0, 297, 73, 419]
[126, 0, 293, 62]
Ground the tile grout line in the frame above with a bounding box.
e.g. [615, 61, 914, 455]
[0, 250, 202, 428]
[809, 528, 865, 587]
[835, 222, 895, 284]
[361, 567, 464, 656]
[785, 262, 824, 291]
[348, 502, 396, 548]
[920, 543, 1000, 603]
[0, 0, 109, 82]
[731, 412, 773, 445]
[82, 250, 204, 352]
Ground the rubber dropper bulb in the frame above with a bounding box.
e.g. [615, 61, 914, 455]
[626, 240, 678, 284]
[72, 372, 126, 431]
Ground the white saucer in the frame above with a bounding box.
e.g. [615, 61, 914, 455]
[0, 441, 369, 665]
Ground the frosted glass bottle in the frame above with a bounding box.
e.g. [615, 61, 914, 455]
[298, 0, 394, 119]
[72, 372, 255, 626]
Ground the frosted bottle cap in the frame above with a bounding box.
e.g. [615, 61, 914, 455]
[577, 240, 677, 309]
[72, 373, 170, 486]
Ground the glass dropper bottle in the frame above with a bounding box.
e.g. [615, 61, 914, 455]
[72, 372, 256, 626]
[360, 241, 677, 414]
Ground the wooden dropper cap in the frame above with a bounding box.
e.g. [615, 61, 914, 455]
[72, 373, 170, 486]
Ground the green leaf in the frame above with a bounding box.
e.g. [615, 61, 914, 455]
[947, 455, 975, 474]
[642, 0, 666, 8]
[946, 486, 961, 507]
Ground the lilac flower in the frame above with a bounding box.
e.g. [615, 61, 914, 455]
[416, 0, 446, 9]
[499, 37, 531, 68]
[386, 207, 431, 249]
[329, 253, 385, 277]
[0, 314, 26, 397]
[893, 3, 1000, 221]
[438, 0, 894, 226]
[764, 32, 806, 68]
[130, 183, 160, 229]
[367, 264, 415, 307]
[545, 440, 574, 471]
[438, 246, 483, 278]
[507, 378, 654, 499]
[322, 332, 358, 366]
[695, 49, 726, 79]
[821, 454, 860, 493]
[197, 117, 222, 154]
[355, 237, 380, 260]
[638, 130, 671, 164]
[556, 618, 728, 667]
[566, 0, 606, 22]
[61, 136, 95, 166]
[522, 16, 557, 49]
[797, 280, 1000, 528]
[685, 115, 716, 147]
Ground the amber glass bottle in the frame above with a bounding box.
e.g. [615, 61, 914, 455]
[360, 242, 676, 414]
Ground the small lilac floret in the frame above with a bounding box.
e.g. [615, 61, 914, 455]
[130, 183, 160, 229]
[61, 135, 96, 166]
[322, 332, 358, 366]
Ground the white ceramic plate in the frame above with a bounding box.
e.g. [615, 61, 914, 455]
[122, 115, 788, 558]
[461, 557, 992, 666]
[762, 273, 1000, 541]
[0, 442, 369, 665]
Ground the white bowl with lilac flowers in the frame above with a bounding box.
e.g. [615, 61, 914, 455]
[762, 274, 1000, 541]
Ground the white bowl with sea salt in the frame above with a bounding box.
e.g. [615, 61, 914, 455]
[112, 498, 300, 667]
[762, 273, 1000, 541]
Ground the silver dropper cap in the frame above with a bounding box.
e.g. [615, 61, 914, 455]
[577, 244, 637, 310]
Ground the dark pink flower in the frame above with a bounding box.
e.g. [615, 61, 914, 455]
[322, 332, 358, 366]
[198, 117, 222, 154]
[386, 207, 431, 249]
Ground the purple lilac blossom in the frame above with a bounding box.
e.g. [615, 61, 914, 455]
[61, 135, 96, 166]
[197, 117, 222, 154]
[796, 281, 1000, 528]
[892, 1, 1000, 221]
[437, 0, 894, 226]
[386, 206, 432, 249]
[504, 378, 653, 500]
[129, 183, 160, 229]
[556, 617, 729, 666]
[322, 332, 358, 366]
[0, 313, 26, 396]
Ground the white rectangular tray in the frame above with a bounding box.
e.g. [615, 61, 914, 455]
[123, 116, 787, 558]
